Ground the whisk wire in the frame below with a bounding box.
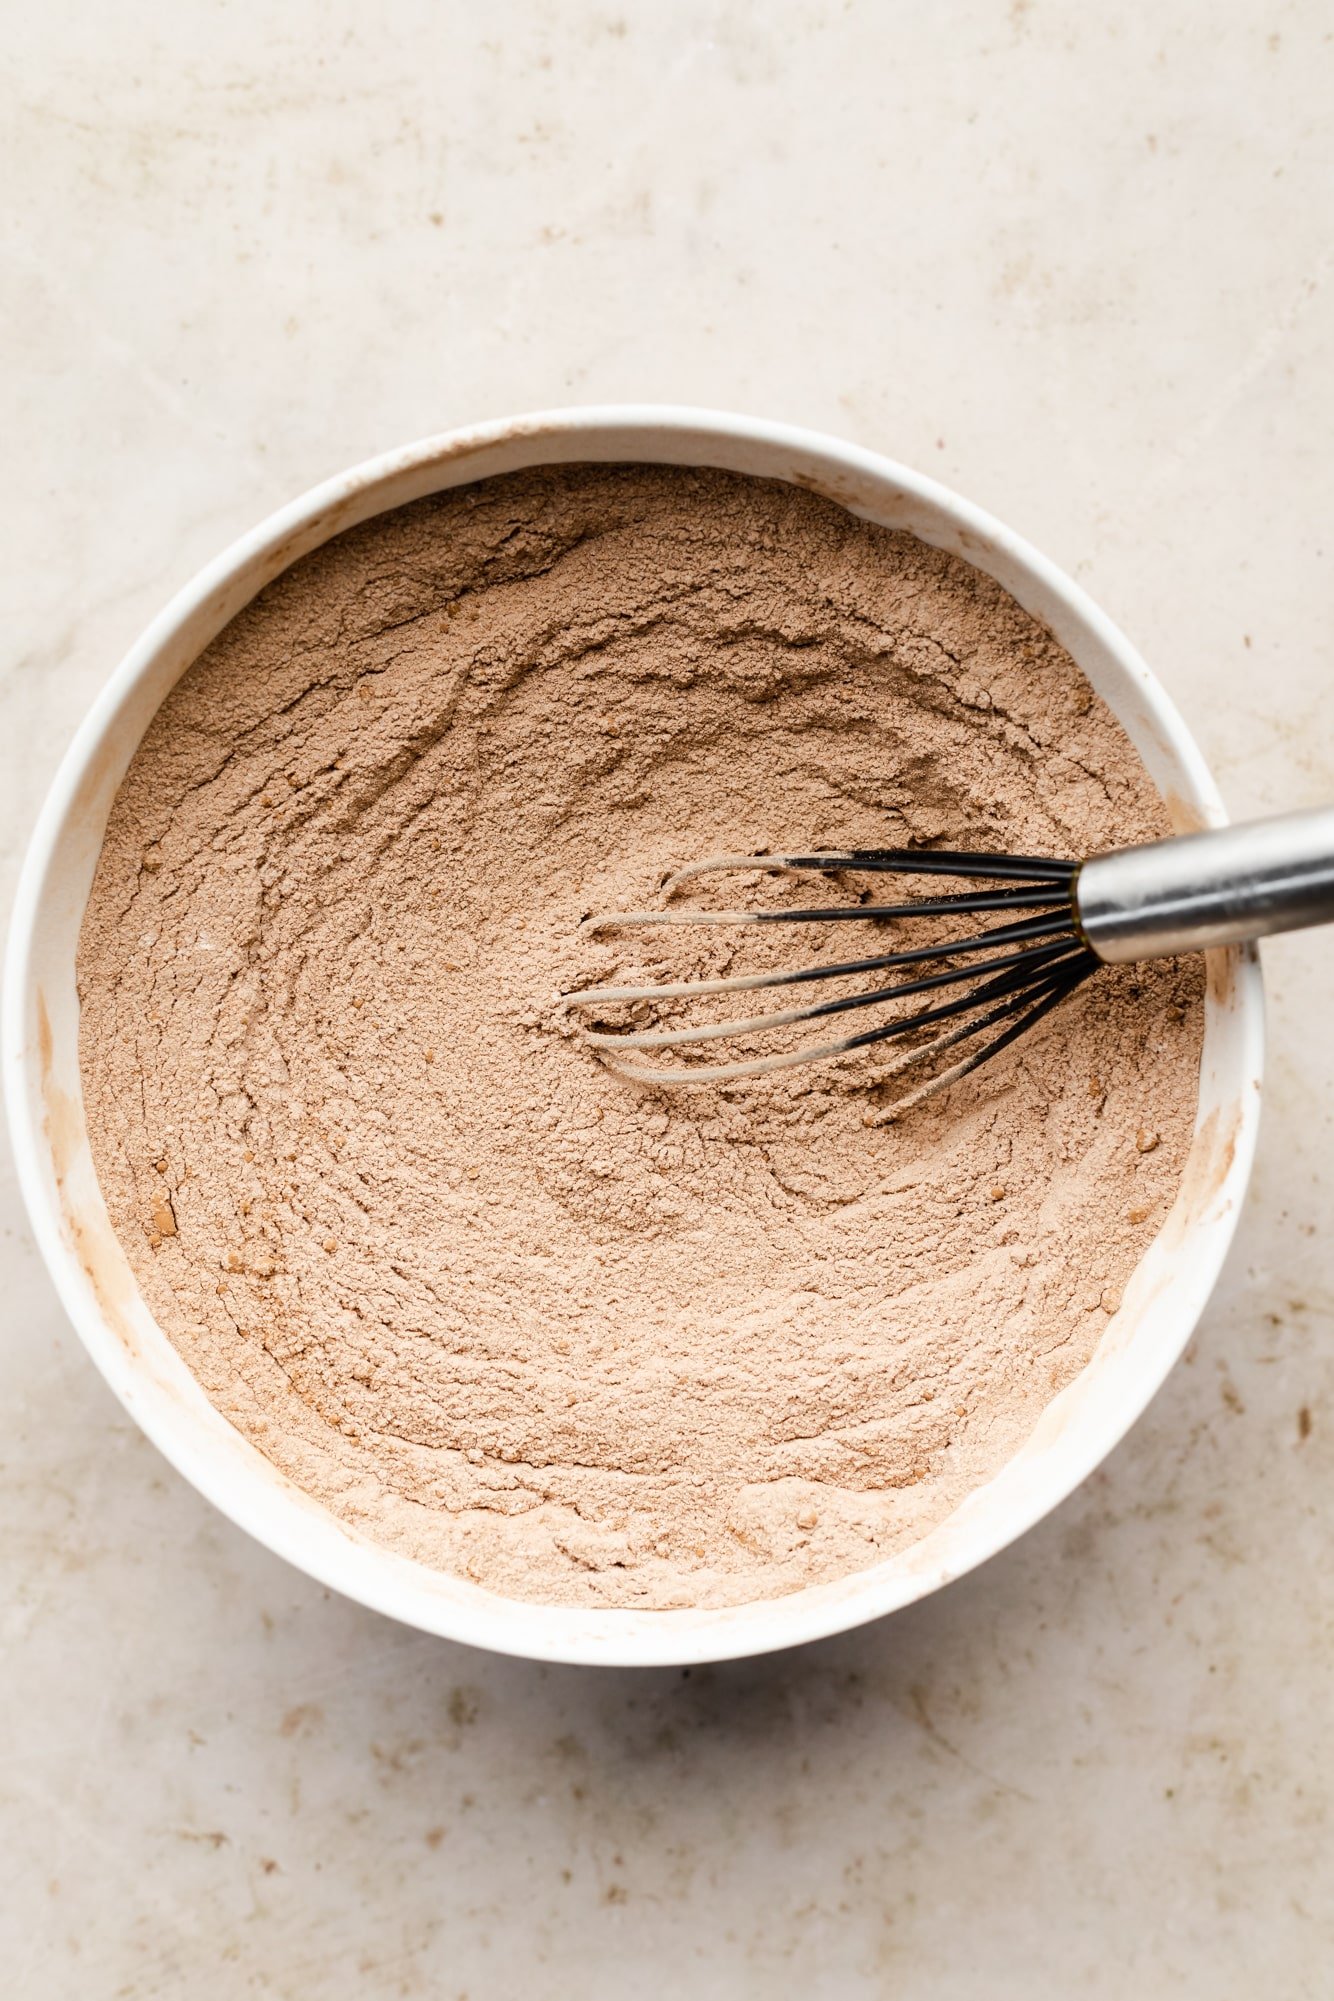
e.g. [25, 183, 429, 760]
[867, 963, 1096, 1122]
[563, 845, 1099, 1111]
[582, 883, 1073, 934]
[661, 848, 1078, 888]
[580, 935, 1087, 1055]
[589, 953, 1095, 1091]
[562, 909, 1077, 1008]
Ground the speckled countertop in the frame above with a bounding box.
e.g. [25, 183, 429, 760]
[4, 6, 1333, 1995]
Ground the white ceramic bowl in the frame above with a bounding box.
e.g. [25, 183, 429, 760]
[3, 408, 1262, 1666]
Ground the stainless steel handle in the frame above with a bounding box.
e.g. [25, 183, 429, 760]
[1075, 805, 1334, 964]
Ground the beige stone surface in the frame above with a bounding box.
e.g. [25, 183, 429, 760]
[2, 4, 1332, 1994]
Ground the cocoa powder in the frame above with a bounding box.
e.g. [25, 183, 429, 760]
[77, 465, 1202, 1608]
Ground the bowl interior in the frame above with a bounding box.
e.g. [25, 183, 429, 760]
[4, 409, 1262, 1665]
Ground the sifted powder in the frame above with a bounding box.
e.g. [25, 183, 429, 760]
[77, 464, 1202, 1609]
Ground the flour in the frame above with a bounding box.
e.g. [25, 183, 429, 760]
[77, 464, 1202, 1608]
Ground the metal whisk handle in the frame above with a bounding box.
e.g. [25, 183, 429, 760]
[1076, 805, 1334, 964]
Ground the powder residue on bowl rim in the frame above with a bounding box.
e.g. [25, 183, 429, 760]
[75, 464, 1202, 1609]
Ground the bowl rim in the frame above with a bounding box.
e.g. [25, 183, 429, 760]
[3, 404, 1264, 1665]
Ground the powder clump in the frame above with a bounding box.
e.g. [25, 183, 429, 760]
[77, 465, 1202, 1608]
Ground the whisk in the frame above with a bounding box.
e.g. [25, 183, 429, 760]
[562, 806, 1334, 1117]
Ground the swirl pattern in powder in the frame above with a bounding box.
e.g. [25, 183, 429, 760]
[77, 465, 1202, 1608]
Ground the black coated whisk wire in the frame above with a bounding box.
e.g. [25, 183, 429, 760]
[561, 848, 1100, 1113]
